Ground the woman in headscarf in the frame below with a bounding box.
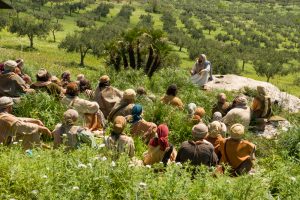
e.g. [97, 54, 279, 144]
[143, 124, 177, 165]
[190, 54, 212, 87]
[161, 84, 184, 110]
[129, 104, 157, 144]
[205, 121, 224, 160]
[191, 107, 206, 124]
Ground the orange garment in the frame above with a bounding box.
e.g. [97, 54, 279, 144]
[205, 134, 223, 157]
[161, 95, 184, 110]
[130, 119, 157, 144]
[143, 145, 177, 165]
[220, 138, 255, 169]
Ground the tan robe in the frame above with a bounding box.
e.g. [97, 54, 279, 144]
[143, 145, 177, 165]
[130, 119, 157, 144]
[94, 86, 123, 118]
[0, 72, 28, 97]
[161, 95, 184, 110]
[222, 106, 251, 127]
[0, 112, 41, 149]
[105, 134, 135, 157]
[107, 102, 134, 122]
[52, 123, 81, 150]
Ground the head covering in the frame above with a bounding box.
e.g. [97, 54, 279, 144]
[230, 123, 245, 139]
[218, 93, 226, 103]
[61, 71, 71, 80]
[191, 114, 202, 124]
[123, 89, 136, 102]
[77, 74, 85, 81]
[257, 86, 267, 96]
[0, 97, 14, 110]
[131, 104, 142, 124]
[212, 112, 222, 121]
[37, 68, 48, 78]
[187, 103, 197, 115]
[192, 123, 208, 140]
[51, 76, 60, 83]
[113, 116, 127, 133]
[208, 121, 222, 138]
[99, 75, 110, 83]
[235, 95, 248, 106]
[136, 87, 147, 95]
[66, 82, 79, 97]
[149, 124, 169, 151]
[166, 84, 177, 96]
[4, 60, 18, 71]
[194, 107, 206, 118]
[63, 109, 79, 125]
[198, 54, 207, 63]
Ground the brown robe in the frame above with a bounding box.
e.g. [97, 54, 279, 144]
[104, 134, 135, 157]
[205, 134, 224, 159]
[107, 102, 134, 122]
[161, 95, 184, 110]
[94, 86, 123, 118]
[130, 119, 157, 144]
[30, 81, 62, 98]
[0, 72, 28, 97]
[143, 145, 177, 165]
[52, 123, 81, 150]
[212, 102, 230, 117]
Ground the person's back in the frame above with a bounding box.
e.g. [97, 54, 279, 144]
[161, 84, 184, 110]
[0, 71, 28, 97]
[131, 119, 157, 143]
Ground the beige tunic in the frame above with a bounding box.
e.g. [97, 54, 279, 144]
[107, 102, 134, 122]
[130, 119, 157, 144]
[222, 106, 251, 127]
[143, 145, 177, 165]
[0, 112, 40, 149]
[0, 72, 28, 97]
[161, 95, 184, 110]
[94, 86, 123, 118]
[52, 123, 81, 150]
[105, 134, 135, 157]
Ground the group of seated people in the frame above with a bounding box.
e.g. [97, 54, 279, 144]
[0, 59, 273, 176]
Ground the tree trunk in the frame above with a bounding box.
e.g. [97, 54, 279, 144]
[80, 53, 85, 66]
[242, 60, 245, 71]
[114, 53, 121, 71]
[267, 76, 270, 82]
[128, 44, 136, 69]
[136, 40, 142, 69]
[29, 35, 34, 48]
[208, 29, 211, 35]
[120, 44, 128, 69]
[148, 54, 160, 78]
[145, 45, 154, 74]
[52, 30, 56, 42]
[179, 46, 182, 51]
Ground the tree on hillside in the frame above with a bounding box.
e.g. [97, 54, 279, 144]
[137, 14, 154, 29]
[0, 15, 8, 31]
[9, 16, 50, 48]
[59, 29, 97, 66]
[93, 3, 114, 21]
[253, 50, 289, 82]
[49, 21, 63, 42]
[203, 22, 216, 35]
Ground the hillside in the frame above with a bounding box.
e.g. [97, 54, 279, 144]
[0, 0, 300, 199]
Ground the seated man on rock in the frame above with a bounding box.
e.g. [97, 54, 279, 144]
[61, 82, 105, 133]
[93, 75, 123, 119]
[104, 116, 135, 158]
[0, 96, 51, 149]
[30, 68, 63, 98]
[222, 95, 251, 128]
[190, 54, 212, 88]
[53, 109, 97, 151]
[176, 123, 218, 167]
[219, 123, 256, 176]
[107, 89, 136, 122]
[161, 84, 184, 110]
[0, 60, 34, 97]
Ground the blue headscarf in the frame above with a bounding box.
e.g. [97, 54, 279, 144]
[131, 104, 143, 124]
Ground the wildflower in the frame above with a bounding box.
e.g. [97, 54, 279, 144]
[128, 163, 135, 167]
[145, 165, 151, 169]
[72, 186, 79, 190]
[290, 177, 296, 182]
[78, 163, 87, 169]
[98, 143, 105, 148]
[139, 182, 147, 189]
[42, 175, 48, 179]
[111, 161, 116, 167]
[101, 156, 107, 161]
[13, 142, 18, 145]
[87, 163, 92, 168]
[176, 162, 182, 167]
[31, 190, 39, 195]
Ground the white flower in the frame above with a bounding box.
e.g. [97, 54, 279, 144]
[72, 186, 79, 190]
[145, 165, 151, 169]
[101, 156, 107, 161]
[98, 143, 105, 148]
[290, 177, 296, 182]
[31, 190, 39, 195]
[128, 163, 135, 167]
[226, 180, 231, 184]
[111, 161, 116, 167]
[42, 175, 48, 179]
[175, 162, 182, 167]
[87, 163, 92, 168]
[13, 142, 18, 145]
[78, 163, 87, 169]
[9, 198, 16, 200]
[93, 156, 101, 161]
[139, 182, 147, 189]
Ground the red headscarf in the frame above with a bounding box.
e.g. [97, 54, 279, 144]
[149, 124, 169, 151]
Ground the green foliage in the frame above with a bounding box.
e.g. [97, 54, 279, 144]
[277, 127, 300, 160]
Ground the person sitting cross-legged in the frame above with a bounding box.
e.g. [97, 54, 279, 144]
[53, 109, 97, 151]
[219, 123, 256, 176]
[143, 124, 177, 166]
[104, 116, 135, 158]
[0, 96, 51, 149]
[161, 84, 184, 110]
[176, 123, 218, 167]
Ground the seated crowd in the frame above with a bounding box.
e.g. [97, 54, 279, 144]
[0, 58, 274, 176]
